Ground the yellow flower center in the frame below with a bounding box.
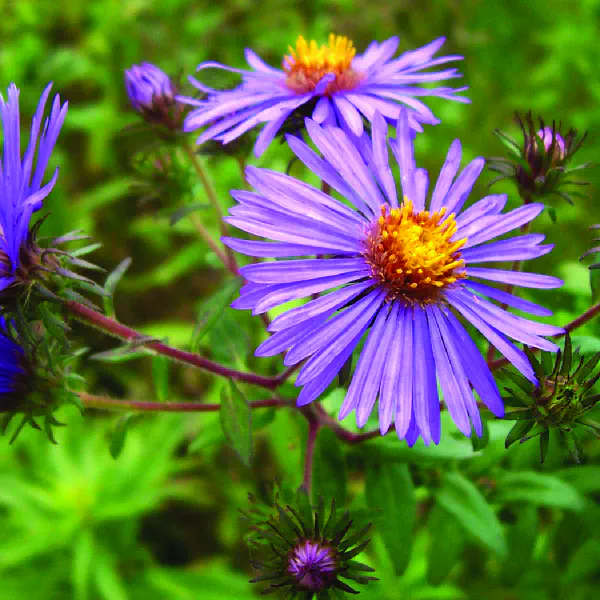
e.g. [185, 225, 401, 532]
[283, 34, 364, 95]
[364, 201, 467, 304]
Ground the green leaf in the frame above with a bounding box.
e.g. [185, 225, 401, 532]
[109, 414, 134, 459]
[499, 505, 538, 586]
[562, 538, 600, 585]
[151, 355, 169, 402]
[496, 472, 585, 511]
[219, 381, 253, 467]
[556, 466, 600, 495]
[94, 549, 128, 600]
[437, 472, 507, 557]
[426, 504, 465, 585]
[312, 427, 346, 506]
[72, 529, 95, 600]
[103, 257, 132, 317]
[471, 419, 490, 451]
[366, 463, 415, 575]
[190, 278, 241, 351]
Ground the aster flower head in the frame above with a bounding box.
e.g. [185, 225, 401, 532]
[125, 63, 183, 130]
[488, 111, 592, 203]
[244, 489, 376, 598]
[504, 335, 600, 463]
[182, 34, 469, 157]
[224, 110, 564, 444]
[1, 83, 67, 297]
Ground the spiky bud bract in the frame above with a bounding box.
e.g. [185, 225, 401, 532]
[242, 486, 376, 598]
[488, 111, 593, 205]
[503, 334, 600, 462]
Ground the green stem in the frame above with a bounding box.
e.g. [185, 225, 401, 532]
[183, 142, 239, 273]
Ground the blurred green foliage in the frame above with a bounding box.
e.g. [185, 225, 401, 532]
[2, 0, 600, 598]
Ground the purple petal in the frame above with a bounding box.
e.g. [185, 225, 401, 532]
[464, 204, 545, 249]
[446, 289, 536, 381]
[466, 267, 563, 289]
[378, 302, 402, 433]
[284, 289, 385, 366]
[339, 304, 391, 425]
[465, 281, 553, 317]
[443, 308, 504, 417]
[427, 307, 472, 436]
[429, 139, 462, 213]
[269, 281, 373, 332]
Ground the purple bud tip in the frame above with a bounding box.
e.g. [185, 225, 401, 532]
[287, 540, 338, 592]
[537, 126, 566, 159]
[124, 62, 174, 112]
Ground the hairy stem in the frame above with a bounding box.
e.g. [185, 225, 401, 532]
[79, 392, 286, 412]
[66, 300, 284, 389]
[189, 213, 235, 273]
[183, 142, 239, 272]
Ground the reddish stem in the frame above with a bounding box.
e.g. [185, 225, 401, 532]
[80, 392, 285, 412]
[66, 300, 285, 389]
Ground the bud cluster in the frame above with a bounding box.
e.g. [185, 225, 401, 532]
[242, 488, 376, 598]
[503, 335, 600, 462]
[488, 111, 592, 205]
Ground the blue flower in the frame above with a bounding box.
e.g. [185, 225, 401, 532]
[0, 318, 26, 406]
[0, 83, 67, 294]
[224, 110, 564, 444]
[125, 63, 182, 129]
[182, 34, 469, 157]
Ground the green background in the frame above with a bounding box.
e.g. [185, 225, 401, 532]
[1, 0, 600, 599]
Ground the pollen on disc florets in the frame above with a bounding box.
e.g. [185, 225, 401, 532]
[364, 200, 467, 304]
[283, 33, 365, 95]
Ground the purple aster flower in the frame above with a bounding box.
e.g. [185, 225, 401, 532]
[182, 34, 469, 157]
[1, 83, 67, 294]
[125, 63, 183, 129]
[223, 109, 564, 444]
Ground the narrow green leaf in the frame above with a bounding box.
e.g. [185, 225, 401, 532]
[151, 355, 169, 402]
[437, 471, 507, 557]
[72, 529, 95, 600]
[190, 278, 241, 351]
[103, 257, 132, 317]
[499, 505, 538, 586]
[426, 503, 465, 585]
[220, 381, 253, 467]
[109, 414, 134, 459]
[365, 463, 415, 575]
[312, 427, 346, 506]
[496, 471, 585, 511]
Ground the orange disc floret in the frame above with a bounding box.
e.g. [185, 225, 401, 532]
[364, 200, 467, 304]
[283, 34, 364, 95]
